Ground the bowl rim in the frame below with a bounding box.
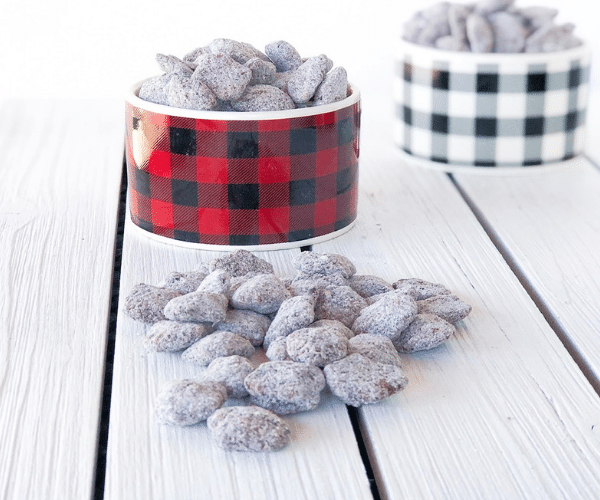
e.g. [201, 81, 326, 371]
[398, 38, 591, 64]
[127, 78, 360, 121]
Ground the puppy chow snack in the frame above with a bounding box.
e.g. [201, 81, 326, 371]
[197, 269, 231, 296]
[214, 308, 271, 347]
[201, 355, 255, 398]
[208, 38, 269, 64]
[155, 380, 227, 426]
[403, 1, 582, 53]
[230, 274, 292, 315]
[263, 295, 315, 348]
[348, 334, 403, 367]
[182, 331, 255, 366]
[244, 360, 326, 415]
[292, 251, 356, 279]
[315, 286, 368, 328]
[394, 313, 457, 353]
[324, 354, 409, 407]
[265, 40, 303, 72]
[349, 274, 394, 298]
[265, 337, 291, 361]
[138, 74, 172, 106]
[164, 291, 228, 324]
[308, 319, 355, 340]
[417, 294, 472, 323]
[287, 54, 333, 104]
[286, 326, 349, 367]
[244, 58, 277, 85]
[352, 292, 418, 340]
[144, 320, 213, 352]
[207, 406, 291, 452]
[209, 249, 274, 277]
[287, 273, 348, 302]
[392, 278, 451, 300]
[231, 84, 296, 112]
[159, 270, 207, 294]
[156, 53, 194, 76]
[124, 284, 183, 324]
[166, 75, 217, 111]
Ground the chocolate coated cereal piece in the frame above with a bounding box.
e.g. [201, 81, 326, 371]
[209, 38, 269, 64]
[288, 272, 348, 301]
[155, 380, 227, 426]
[207, 406, 291, 452]
[191, 53, 252, 101]
[270, 71, 294, 93]
[287, 55, 332, 104]
[525, 23, 580, 52]
[166, 75, 217, 111]
[348, 334, 403, 367]
[313, 67, 348, 106]
[124, 284, 183, 324]
[144, 320, 213, 352]
[308, 319, 355, 339]
[244, 360, 326, 415]
[209, 249, 274, 277]
[394, 313, 456, 353]
[417, 294, 472, 323]
[286, 326, 349, 367]
[466, 12, 495, 52]
[263, 295, 315, 348]
[392, 278, 451, 300]
[159, 270, 207, 294]
[156, 53, 194, 77]
[315, 286, 367, 328]
[324, 354, 408, 407]
[245, 57, 277, 85]
[214, 308, 271, 347]
[292, 251, 356, 279]
[349, 274, 394, 298]
[230, 274, 292, 315]
[197, 269, 231, 296]
[201, 355, 255, 398]
[489, 12, 527, 53]
[164, 291, 228, 324]
[182, 331, 255, 366]
[138, 74, 171, 106]
[265, 337, 290, 361]
[231, 85, 296, 112]
[352, 292, 417, 340]
[264, 40, 303, 72]
[183, 46, 210, 63]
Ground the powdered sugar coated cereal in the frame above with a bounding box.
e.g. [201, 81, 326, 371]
[155, 380, 227, 426]
[182, 331, 255, 366]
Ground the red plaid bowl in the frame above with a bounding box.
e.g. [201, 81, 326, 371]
[125, 80, 361, 250]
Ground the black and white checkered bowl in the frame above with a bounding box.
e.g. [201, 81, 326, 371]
[394, 39, 591, 170]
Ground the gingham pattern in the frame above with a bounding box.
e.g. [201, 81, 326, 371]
[125, 102, 360, 245]
[394, 50, 590, 167]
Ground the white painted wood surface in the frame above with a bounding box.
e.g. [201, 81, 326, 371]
[313, 100, 600, 499]
[104, 223, 373, 500]
[0, 100, 124, 499]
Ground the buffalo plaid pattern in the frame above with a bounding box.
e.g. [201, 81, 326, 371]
[125, 101, 360, 245]
[394, 49, 590, 167]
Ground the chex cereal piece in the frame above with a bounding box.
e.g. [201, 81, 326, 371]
[270, 71, 294, 93]
[308, 319, 355, 339]
[155, 53, 194, 77]
[466, 12, 495, 52]
[155, 380, 227, 426]
[265, 337, 290, 361]
[288, 273, 349, 301]
[292, 251, 356, 279]
[197, 269, 231, 296]
[264, 40, 303, 72]
[144, 320, 213, 352]
[209, 250, 274, 277]
[232, 85, 296, 112]
[182, 331, 255, 366]
[392, 278, 451, 300]
[417, 294, 472, 323]
[229, 272, 263, 297]
[183, 46, 210, 63]
[214, 309, 271, 347]
[488, 11, 527, 53]
[230, 274, 292, 315]
[209, 38, 268, 64]
[287, 55, 332, 104]
[164, 291, 228, 324]
[124, 284, 183, 324]
[315, 286, 367, 328]
[245, 57, 277, 85]
[313, 67, 348, 106]
[166, 75, 217, 111]
[394, 313, 456, 352]
[159, 270, 207, 294]
[348, 334, 403, 367]
[352, 292, 418, 340]
[286, 326, 349, 367]
[244, 360, 326, 415]
[474, 0, 515, 15]
[138, 74, 171, 106]
[323, 354, 408, 407]
[525, 23, 580, 52]
[207, 406, 291, 452]
[201, 355, 255, 398]
[191, 53, 252, 101]
[349, 274, 394, 298]
[263, 295, 315, 348]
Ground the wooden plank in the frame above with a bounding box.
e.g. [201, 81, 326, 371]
[312, 96, 600, 499]
[0, 100, 124, 499]
[105, 219, 373, 500]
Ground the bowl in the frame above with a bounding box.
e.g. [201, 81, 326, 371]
[394, 39, 591, 170]
[125, 81, 360, 250]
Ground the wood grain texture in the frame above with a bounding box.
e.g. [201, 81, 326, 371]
[105, 220, 373, 500]
[0, 100, 124, 499]
[312, 97, 600, 499]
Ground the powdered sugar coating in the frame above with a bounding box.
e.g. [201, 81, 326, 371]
[156, 53, 194, 76]
[201, 355, 255, 398]
[286, 326, 349, 367]
[144, 320, 213, 352]
[287, 55, 332, 104]
[348, 334, 403, 367]
[191, 53, 252, 101]
[264, 40, 303, 72]
[208, 38, 268, 64]
[197, 269, 231, 296]
[166, 74, 217, 111]
[155, 380, 227, 426]
[313, 67, 348, 106]
[265, 337, 290, 361]
[263, 295, 315, 348]
[232, 85, 295, 112]
[315, 286, 367, 328]
[394, 313, 456, 352]
[392, 278, 451, 300]
[349, 274, 394, 298]
[308, 319, 355, 339]
[182, 331, 255, 366]
[207, 406, 291, 452]
[209, 250, 274, 277]
[164, 292, 228, 324]
[214, 309, 271, 347]
[230, 274, 292, 315]
[417, 294, 472, 323]
[124, 284, 183, 324]
[245, 57, 277, 85]
[352, 292, 418, 340]
[292, 251, 356, 279]
[160, 270, 207, 294]
[138, 74, 171, 106]
[323, 354, 409, 407]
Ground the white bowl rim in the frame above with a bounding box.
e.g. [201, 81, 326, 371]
[127, 79, 360, 121]
[398, 38, 591, 64]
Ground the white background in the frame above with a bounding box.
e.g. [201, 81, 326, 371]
[1, 0, 598, 101]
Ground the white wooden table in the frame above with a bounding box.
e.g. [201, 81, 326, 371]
[2, 83, 600, 500]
